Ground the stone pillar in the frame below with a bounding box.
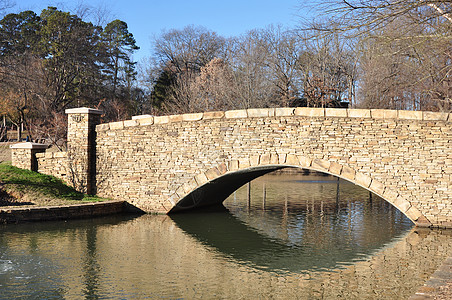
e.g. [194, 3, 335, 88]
[10, 142, 49, 171]
[65, 107, 102, 195]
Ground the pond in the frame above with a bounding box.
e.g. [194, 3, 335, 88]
[1, 172, 451, 299]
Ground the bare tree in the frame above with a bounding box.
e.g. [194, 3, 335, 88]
[154, 25, 226, 74]
[228, 31, 275, 109]
[303, 0, 452, 111]
[297, 33, 357, 108]
[256, 26, 303, 107]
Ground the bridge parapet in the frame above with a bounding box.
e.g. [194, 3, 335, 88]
[96, 108, 451, 131]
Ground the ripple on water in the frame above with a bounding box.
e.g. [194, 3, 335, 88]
[0, 260, 13, 274]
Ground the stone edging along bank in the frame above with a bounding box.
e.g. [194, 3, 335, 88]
[0, 201, 130, 224]
[97, 107, 451, 131]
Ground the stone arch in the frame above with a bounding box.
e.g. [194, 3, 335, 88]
[165, 153, 431, 227]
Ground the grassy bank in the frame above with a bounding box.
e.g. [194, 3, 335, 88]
[0, 162, 106, 207]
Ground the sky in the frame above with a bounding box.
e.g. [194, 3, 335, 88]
[11, 0, 308, 61]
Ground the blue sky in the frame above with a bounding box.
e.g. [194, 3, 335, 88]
[11, 0, 307, 61]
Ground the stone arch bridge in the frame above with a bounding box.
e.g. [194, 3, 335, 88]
[11, 107, 452, 228]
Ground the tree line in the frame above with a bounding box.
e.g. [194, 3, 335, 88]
[0, 1, 450, 145]
[0, 6, 139, 144]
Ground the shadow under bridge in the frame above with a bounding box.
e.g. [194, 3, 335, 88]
[169, 165, 286, 213]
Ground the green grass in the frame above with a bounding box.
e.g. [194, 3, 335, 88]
[0, 162, 106, 204]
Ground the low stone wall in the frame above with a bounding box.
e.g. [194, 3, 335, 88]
[36, 151, 70, 183]
[0, 201, 128, 223]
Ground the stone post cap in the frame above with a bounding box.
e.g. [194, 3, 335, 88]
[10, 142, 50, 149]
[65, 107, 103, 115]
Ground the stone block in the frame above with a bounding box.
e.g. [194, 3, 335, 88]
[369, 179, 385, 196]
[138, 117, 154, 126]
[260, 153, 271, 165]
[341, 166, 355, 181]
[275, 107, 295, 116]
[53, 151, 66, 158]
[278, 153, 287, 164]
[169, 114, 183, 122]
[398, 110, 423, 120]
[270, 153, 279, 164]
[294, 107, 324, 117]
[205, 167, 221, 180]
[154, 116, 170, 124]
[132, 114, 153, 120]
[247, 108, 275, 117]
[348, 109, 371, 118]
[109, 121, 124, 130]
[239, 158, 251, 169]
[167, 194, 178, 206]
[250, 155, 260, 166]
[383, 188, 398, 203]
[328, 162, 342, 175]
[406, 206, 423, 221]
[203, 111, 225, 119]
[393, 197, 411, 213]
[325, 108, 348, 118]
[65, 107, 102, 115]
[194, 173, 209, 185]
[217, 163, 228, 174]
[423, 111, 448, 121]
[228, 160, 239, 171]
[312, 159, 330, 171]
[370, 109, 398, 119]
[175, 186, 186, 199]
[182, 113, 203, 121]
[96, 123, 110, 131]
[225, 109, 247, 119]
[298, 156, 312, 168]
[124, 120, 139, 128]
[286, 154, 299, 165]
[183, 179, 198, 194]
[355, 172, 372, 188]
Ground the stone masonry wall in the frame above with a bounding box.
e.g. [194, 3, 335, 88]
[11, 148, 36, 170]
[94, 108, 451, 228]
[36, 151, 70, 183]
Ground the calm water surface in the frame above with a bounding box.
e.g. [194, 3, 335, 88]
[1, 173, 451, 299]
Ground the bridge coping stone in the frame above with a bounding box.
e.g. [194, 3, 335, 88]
[138, 117, 154, 126]
[97, 108, 452, 132]
[225, 109, 248, 119]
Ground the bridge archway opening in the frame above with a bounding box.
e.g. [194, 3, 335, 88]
[169, 165, 287, 213]
[168, 164, 419, 227]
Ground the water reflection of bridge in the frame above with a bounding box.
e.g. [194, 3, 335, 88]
[2, 214, 451, 299]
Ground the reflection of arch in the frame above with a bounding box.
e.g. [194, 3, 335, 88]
[170, 210, 413, 273]
[167, 153, 431, 227]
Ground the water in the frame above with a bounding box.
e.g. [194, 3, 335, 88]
[0, 173, 451, 299]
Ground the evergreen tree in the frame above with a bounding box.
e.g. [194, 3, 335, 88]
[101, 19, 139, 102]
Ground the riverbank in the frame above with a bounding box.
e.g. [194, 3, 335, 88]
[0, 162, 133, 223]
[0, 162, 105, 207]
[0, 200, 130, 223]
